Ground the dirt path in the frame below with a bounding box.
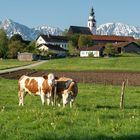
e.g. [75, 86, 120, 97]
[0, 69, 140, 86]
[0, 60, 47, 74]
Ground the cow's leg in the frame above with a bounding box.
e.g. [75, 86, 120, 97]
[46, 92, 51, 106]
[62, 93, 68, 107]
[70, 98, 74, 108]
[50, 93, 54, 106]
[40, 93, 45, 105]
[18, 91, 24, 106]
[70, 101, 73, 108]
[56, 96, 61, 107]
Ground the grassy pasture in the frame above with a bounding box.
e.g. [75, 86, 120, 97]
[0, 59, 35, 70]
[33, 56, 140, 72]
[0, 78, 140, 140]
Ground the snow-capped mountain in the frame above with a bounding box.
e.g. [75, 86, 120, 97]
[96, 22, 140, 39]
[0, 19, 63, 40]
[0, 19, 140, 40]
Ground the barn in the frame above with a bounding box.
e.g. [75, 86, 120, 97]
[113, 42, 140, 53]
[18, 52, 37, 61]
[79, 45, 104, 57]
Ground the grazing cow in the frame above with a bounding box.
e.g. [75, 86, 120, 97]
[54, 77, 78, 107]
[18, 73, 55, 106]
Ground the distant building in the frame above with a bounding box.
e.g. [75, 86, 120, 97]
[79, 45, 104, 57]
[68, 26, 92, 35]
[68, 7, 96, 35]
[87, 7, 96, 34]
[79, 42, 140, 57]
[90, 35, 134, 44]
[37, 44, 67, 57]
[36, 34, 68, 50]
[18, 52, 37, 61]
[113, 42, 140, 53]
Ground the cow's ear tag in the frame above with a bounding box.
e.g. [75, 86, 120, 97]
[43, 75, 48, 79]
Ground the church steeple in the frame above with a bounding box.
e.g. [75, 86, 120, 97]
[90, 7, 94, 16]
[87, 7, 96, 34]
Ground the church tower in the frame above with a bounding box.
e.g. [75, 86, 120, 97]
[87, 7, 96, 34]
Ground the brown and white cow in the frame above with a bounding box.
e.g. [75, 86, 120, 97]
[53, 77, 78, 107]
[18, 73, 55, 106]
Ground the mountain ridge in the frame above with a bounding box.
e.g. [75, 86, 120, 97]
[0, 19, 140, 40]
[96, 22, 140, 39]
[0, 19, 63, 40]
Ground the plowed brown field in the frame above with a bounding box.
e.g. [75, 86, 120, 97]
[0, 69, 140, 86]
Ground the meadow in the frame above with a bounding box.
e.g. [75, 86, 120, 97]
[0, 54, 140, 72]
[33, 55, 140, 72]
[0, 59, 35, 70]
[0, 78, 140, 140]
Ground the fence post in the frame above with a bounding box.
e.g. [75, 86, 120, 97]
[120, 80, 126, 109]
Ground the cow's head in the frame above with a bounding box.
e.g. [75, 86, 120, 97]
[63, 90, 74, 105]
[47, 73, 55, 86]
[63, 82, 78, 106]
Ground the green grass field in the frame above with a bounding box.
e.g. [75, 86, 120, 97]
[0, 78, 140, 140]
[0, 59, 35, 70]
[1, 54, 140, 72]
[33, 56, 140, 72]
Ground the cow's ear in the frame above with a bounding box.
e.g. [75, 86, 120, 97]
[55, 76, 59, 80]
[43, 75, 48, 79]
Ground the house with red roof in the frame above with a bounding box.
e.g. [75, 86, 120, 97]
[79, 42, 140, 57]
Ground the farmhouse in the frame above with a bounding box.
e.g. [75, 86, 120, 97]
[36, 34, 68, 50]
[79, 42, 140, 57]
[113, 42, 140, 53]
[37, 44, 67, 57]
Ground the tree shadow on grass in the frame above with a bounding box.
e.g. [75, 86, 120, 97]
[37, 134, 140, 140]
[96, 105, 140, 109]
[96, 105, 118, 109]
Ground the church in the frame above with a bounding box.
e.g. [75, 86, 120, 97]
[68, 7, 134, 43]
[67, 7, 140, 57]
[68, 7, 96, 35]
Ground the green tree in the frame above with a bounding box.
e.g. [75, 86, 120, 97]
[8, 41, 23, 58]
[9, 34, 23, 43]
[68, 40, 79, 56]
[0, 29, 8, 58]
[25, 41, 36, 53]
[78, 35, 94, 48]
[8, 34, 27, 58]
[104, 43, 116, 56]
[69, 34, 80, 48]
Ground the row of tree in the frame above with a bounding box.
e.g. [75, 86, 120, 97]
[0, 29, 96, 58]
[0, 29, 36, 59]
[67, 34, 95, 56]
[67, 34, 117, 56]
[2, 28, 139, 59]
[64, 29, 140, 57]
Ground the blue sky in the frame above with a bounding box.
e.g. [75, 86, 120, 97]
[0, 0, 139, 30]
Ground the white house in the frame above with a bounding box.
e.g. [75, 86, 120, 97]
[37, 44, 67, 57]
[36, 34, 68, 50]
[80, 45, 104, 57]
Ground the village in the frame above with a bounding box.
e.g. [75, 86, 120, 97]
[0, 7, 140, 61]
[19, 7, 140, 61]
